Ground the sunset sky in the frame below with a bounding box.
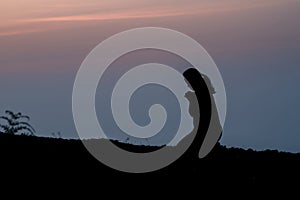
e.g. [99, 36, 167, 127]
[1, 0, 300, 152]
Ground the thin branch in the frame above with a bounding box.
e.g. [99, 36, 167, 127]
[0, 125, 10, 132]
[17, 113, 30, 121]
[15, 126, 34, 135]
[19, 122, 35, 133]
[5, 110, 17, 120]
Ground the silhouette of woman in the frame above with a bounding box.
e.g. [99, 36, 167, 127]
[112, 68, 222, 158]
[179, 68, 222, 159]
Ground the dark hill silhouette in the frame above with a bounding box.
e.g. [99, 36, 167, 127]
[0, 133, 300, 186]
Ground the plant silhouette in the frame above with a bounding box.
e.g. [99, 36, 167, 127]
[0, 110, 35, 136]
[51, 131, 62, 138]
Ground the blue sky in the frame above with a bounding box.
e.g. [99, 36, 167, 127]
[0, 0, 299, 152]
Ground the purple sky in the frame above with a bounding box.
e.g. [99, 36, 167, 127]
[0, 0, 300, 152]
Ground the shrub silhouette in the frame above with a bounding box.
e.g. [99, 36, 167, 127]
[51, 131, 62, 138]
[0, 110, 35, 136]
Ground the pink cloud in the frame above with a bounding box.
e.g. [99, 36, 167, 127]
[0, 28, 49, 37]
[0, 0, 297, 37]
[18, 9, 190, 23]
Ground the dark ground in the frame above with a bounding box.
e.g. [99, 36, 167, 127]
[0, 133, 299, 189]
